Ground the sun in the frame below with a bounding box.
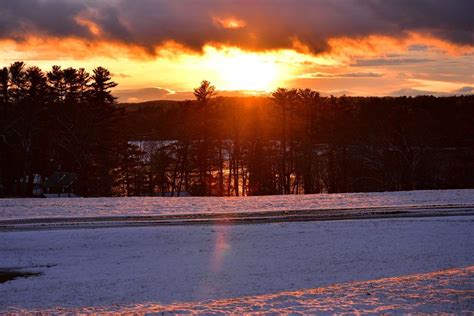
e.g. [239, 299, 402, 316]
[218, 54, 279, 91]
[206, 47, 281, 91]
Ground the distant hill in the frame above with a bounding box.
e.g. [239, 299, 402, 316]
[114, 88, 271, 104]
[116, 99, 183, 111]
[116, 96, 273, 110]
[389, 86, 474, 97]
[115, 86, 474, 105]
[116, 87, 474, 111]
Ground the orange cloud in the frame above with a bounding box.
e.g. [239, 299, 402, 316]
[0, 37, 152, 61]
[75, 17, 102, 37]
[325, 32, 474, 66]
[2, 1, 472, 56]
[213, 17, 246, 29]
[1, 30, 471, 98]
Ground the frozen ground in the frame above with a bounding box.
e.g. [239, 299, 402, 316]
[1, 216, 473, 312]
[1, 189, 473, 220]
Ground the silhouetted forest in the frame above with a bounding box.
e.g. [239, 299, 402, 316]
[1, 62, 473, 197]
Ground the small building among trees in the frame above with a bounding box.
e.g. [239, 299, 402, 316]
[42, 172, 79, 198]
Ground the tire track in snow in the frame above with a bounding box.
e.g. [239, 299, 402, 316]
[1, 204, 473, 231]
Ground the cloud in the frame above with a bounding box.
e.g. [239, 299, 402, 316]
[352, 58, 433, 67]
[213, 17, 246, 29]
[407, 44, 430, 52]
[114, 87, 177, 102]
[112, 72, 131, 78]
[310, 72, 384, 78]
[0, 0, 89, 39]
[0, 0, 472, 55]
[366, 0, 474, 46]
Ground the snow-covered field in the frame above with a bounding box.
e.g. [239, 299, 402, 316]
[1, 216, 473, 313]
[1, 189, 473, 220]
[1, 190, 473, 313]
[6, 266, 472, 314]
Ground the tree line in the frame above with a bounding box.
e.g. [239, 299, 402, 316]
[0, 62, 126, 196]
[1, 62, 473, 197]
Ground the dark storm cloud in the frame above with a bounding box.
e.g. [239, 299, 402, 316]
[0, 0, 89, 39]
[0, 0, 472, 53]
[366, 0, 474, 45]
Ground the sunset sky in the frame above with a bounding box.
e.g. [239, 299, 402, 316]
[1, 0, 473, 102]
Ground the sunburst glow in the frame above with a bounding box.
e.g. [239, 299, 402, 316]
[208, 49, 280, 91]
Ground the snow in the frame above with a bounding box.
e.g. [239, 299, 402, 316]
[6, 266, 473, 314]
[1, 216, 473, 312]
[1, 189, 473, 220]
[1, 189, 473, 313]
